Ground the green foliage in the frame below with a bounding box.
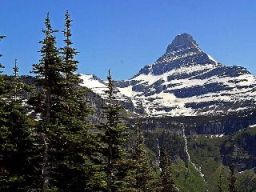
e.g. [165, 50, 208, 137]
[144, 131, 186, 161]
[187, 136, 224, 180]
[185, 133, 256, 192]
[28, 13, 64, 191]
[159, 149, 178, 192]
[0, 61, 36, 191]
[236, 169, 256, 192]
[128, 124, 160, 192]
[30, 13, 63, 119]
[0, 36, 6, 95]
[98, 70, 131, 191]
[171, 160, 207, 192]
[215, 166, 229, 192]
[222, 126, 256, 172]
[28, 12, 97, 191]
[186, 135, 237, 191]
[0, 100, 36, 191]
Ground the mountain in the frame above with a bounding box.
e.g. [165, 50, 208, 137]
[82, 33, 256, 117]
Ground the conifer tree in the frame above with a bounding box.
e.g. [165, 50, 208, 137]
[13, 59, 18, 100]
[0, 34, 7, 188]
[130, 122, 159, 192]
[100, 70, 129, 192]
[159, 148, 178, 192]
[0, 35, 6, 95]
[52, 10, 98, 191]
[0, 60, 35, 191]
[29, 12, 97, 191]
[31, 12, 62, 120]
[0, 35, 6, 127]
[29, 13, 63, 191]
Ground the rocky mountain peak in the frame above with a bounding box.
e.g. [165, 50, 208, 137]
[81, 33, 256, 117]
[135, 33, 215, 76]
[166, 33, 199, 54]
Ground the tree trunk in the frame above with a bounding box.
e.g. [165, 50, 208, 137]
[41, 133, 49, 192]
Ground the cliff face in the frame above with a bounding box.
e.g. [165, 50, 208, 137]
[136, 111, 256, 135]
[221, 126, 256, 171]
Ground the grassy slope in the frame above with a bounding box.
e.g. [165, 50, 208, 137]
[172, 159, 207, 192]
[187, 133, 256, 192]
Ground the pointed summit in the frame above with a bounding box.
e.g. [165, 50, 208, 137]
[135, 33, 218, 76]
[166, 33, 198, 54]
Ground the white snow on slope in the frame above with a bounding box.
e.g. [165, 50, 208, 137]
[80, 74, 108, 96]
[80, 74, 131, 102]
[80, 69, 256, 116]
[207, 54, 217, 63]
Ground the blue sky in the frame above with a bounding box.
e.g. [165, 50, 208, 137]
[0, 0, 256, 80]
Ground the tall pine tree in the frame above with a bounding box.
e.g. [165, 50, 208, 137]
[0, 35, 6, 96]
[0, 59, 35, 191]
[13, 59, 18, 101]
[0, 34, 8, 189]
[52, 10, 97, 191]
[99, 70, 130, 192]
[29, 11, 98, 191]
[129, 122, 159, 192]
[29, 13, 63, 191]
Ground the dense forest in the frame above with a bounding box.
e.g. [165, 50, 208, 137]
[0, 12, 254, 192]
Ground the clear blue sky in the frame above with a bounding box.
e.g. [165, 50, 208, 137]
[0, 0, 256, 80]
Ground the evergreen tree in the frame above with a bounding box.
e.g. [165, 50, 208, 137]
[0, 35, 6, 95]
[159, 148, 178, 192]
[13, 59, 18, 100]
[0, 36, 4, 62]
[100, 70, 129, 192]
[29, 13, 64, 191]
[130, 122, 159, 192]
[30, 12, 63, 121]
[228, 166, 237, 192]
[0, 60, 36, 191]
[0, 34, 7, 188]
[52, 10, 98, 191]
[29, 12, 97, 191]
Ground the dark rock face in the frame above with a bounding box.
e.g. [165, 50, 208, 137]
[170, 83, 230, 98]
[193, 65, 249, 79]
[150, 49, 215, 76]
[136, 33, 217, 77]
[221, 127, 256, 171]
[136, 111, 256, 135]
[166, 33, 198, 53]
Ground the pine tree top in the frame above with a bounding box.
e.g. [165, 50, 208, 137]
[13, 59, 19, 77]
[0, 36, 5, 72]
